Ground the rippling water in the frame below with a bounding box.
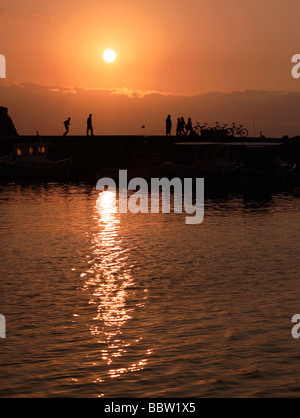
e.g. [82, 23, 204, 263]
[1, 182, 300, 397]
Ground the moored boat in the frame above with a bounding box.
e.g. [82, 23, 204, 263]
[225, 142, 297, 187]
[0, 141, 72, 180]
[172, 142, 240, 184]
[171, 141, 297, 188]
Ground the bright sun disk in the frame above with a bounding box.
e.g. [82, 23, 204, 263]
[103, 49, 116, 63]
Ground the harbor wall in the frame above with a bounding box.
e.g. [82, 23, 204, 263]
[0, 134, 300, 181]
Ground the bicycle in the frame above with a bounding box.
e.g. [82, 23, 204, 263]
[214, 122, 228, 131]
[227, 123, 248, 138]
[193, 122, 207, 136]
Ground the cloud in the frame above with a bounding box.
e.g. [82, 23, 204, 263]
[49, 87, 77, 95]
[1, 82, 300, 137]
[2, 9, 55, 20]
[109, 87, 174, 99]
[48, 86, 174, 98]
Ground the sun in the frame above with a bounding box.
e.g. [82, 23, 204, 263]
[103, 49, 116, 63]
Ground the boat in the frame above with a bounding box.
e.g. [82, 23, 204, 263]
[224, 142, 297, 187]
[171, 141, 297, 188]
[172, 142, 240, 184]
[0, 141, 72, 180]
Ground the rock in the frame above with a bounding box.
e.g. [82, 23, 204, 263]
[0, 106, 18, 136]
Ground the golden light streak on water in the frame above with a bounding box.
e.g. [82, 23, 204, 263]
[80, 190, 151, 381]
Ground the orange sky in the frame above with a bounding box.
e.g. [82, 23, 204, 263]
[1, 0, 300, 93]
[1, 0, 300, 135]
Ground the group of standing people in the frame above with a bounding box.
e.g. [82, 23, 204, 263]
[63, 113, 194, 137]
[166, 115, 193, 137]
[63, 114, 94, 136]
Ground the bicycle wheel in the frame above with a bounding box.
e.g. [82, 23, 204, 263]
[193, 126, 200, 136]
[240, 129, 248, 138]
[227, 128, 234, 137]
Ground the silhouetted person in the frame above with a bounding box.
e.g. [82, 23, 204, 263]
[63, 117, 71, 136]
[180, 117, 186, 135]
[186, 118, 192, 136]
[166, 115, 172, 136]
[176, 118, 181, 136]
[87, 114, 94, 136]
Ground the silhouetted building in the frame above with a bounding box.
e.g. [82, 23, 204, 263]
[0, 106, 18, 136]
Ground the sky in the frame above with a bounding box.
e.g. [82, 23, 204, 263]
[1, 0, 300, 135]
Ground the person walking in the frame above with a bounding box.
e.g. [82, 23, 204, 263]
[176, 118, 181, 136]
[87, 114, 94, 136]
[186, 118, 193, 136]
[63, 117, 71, 136]
[180, 117, 186, 136]
[166, 115, 172, 136]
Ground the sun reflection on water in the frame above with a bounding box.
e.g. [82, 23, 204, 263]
[79, 190, 151, 382]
